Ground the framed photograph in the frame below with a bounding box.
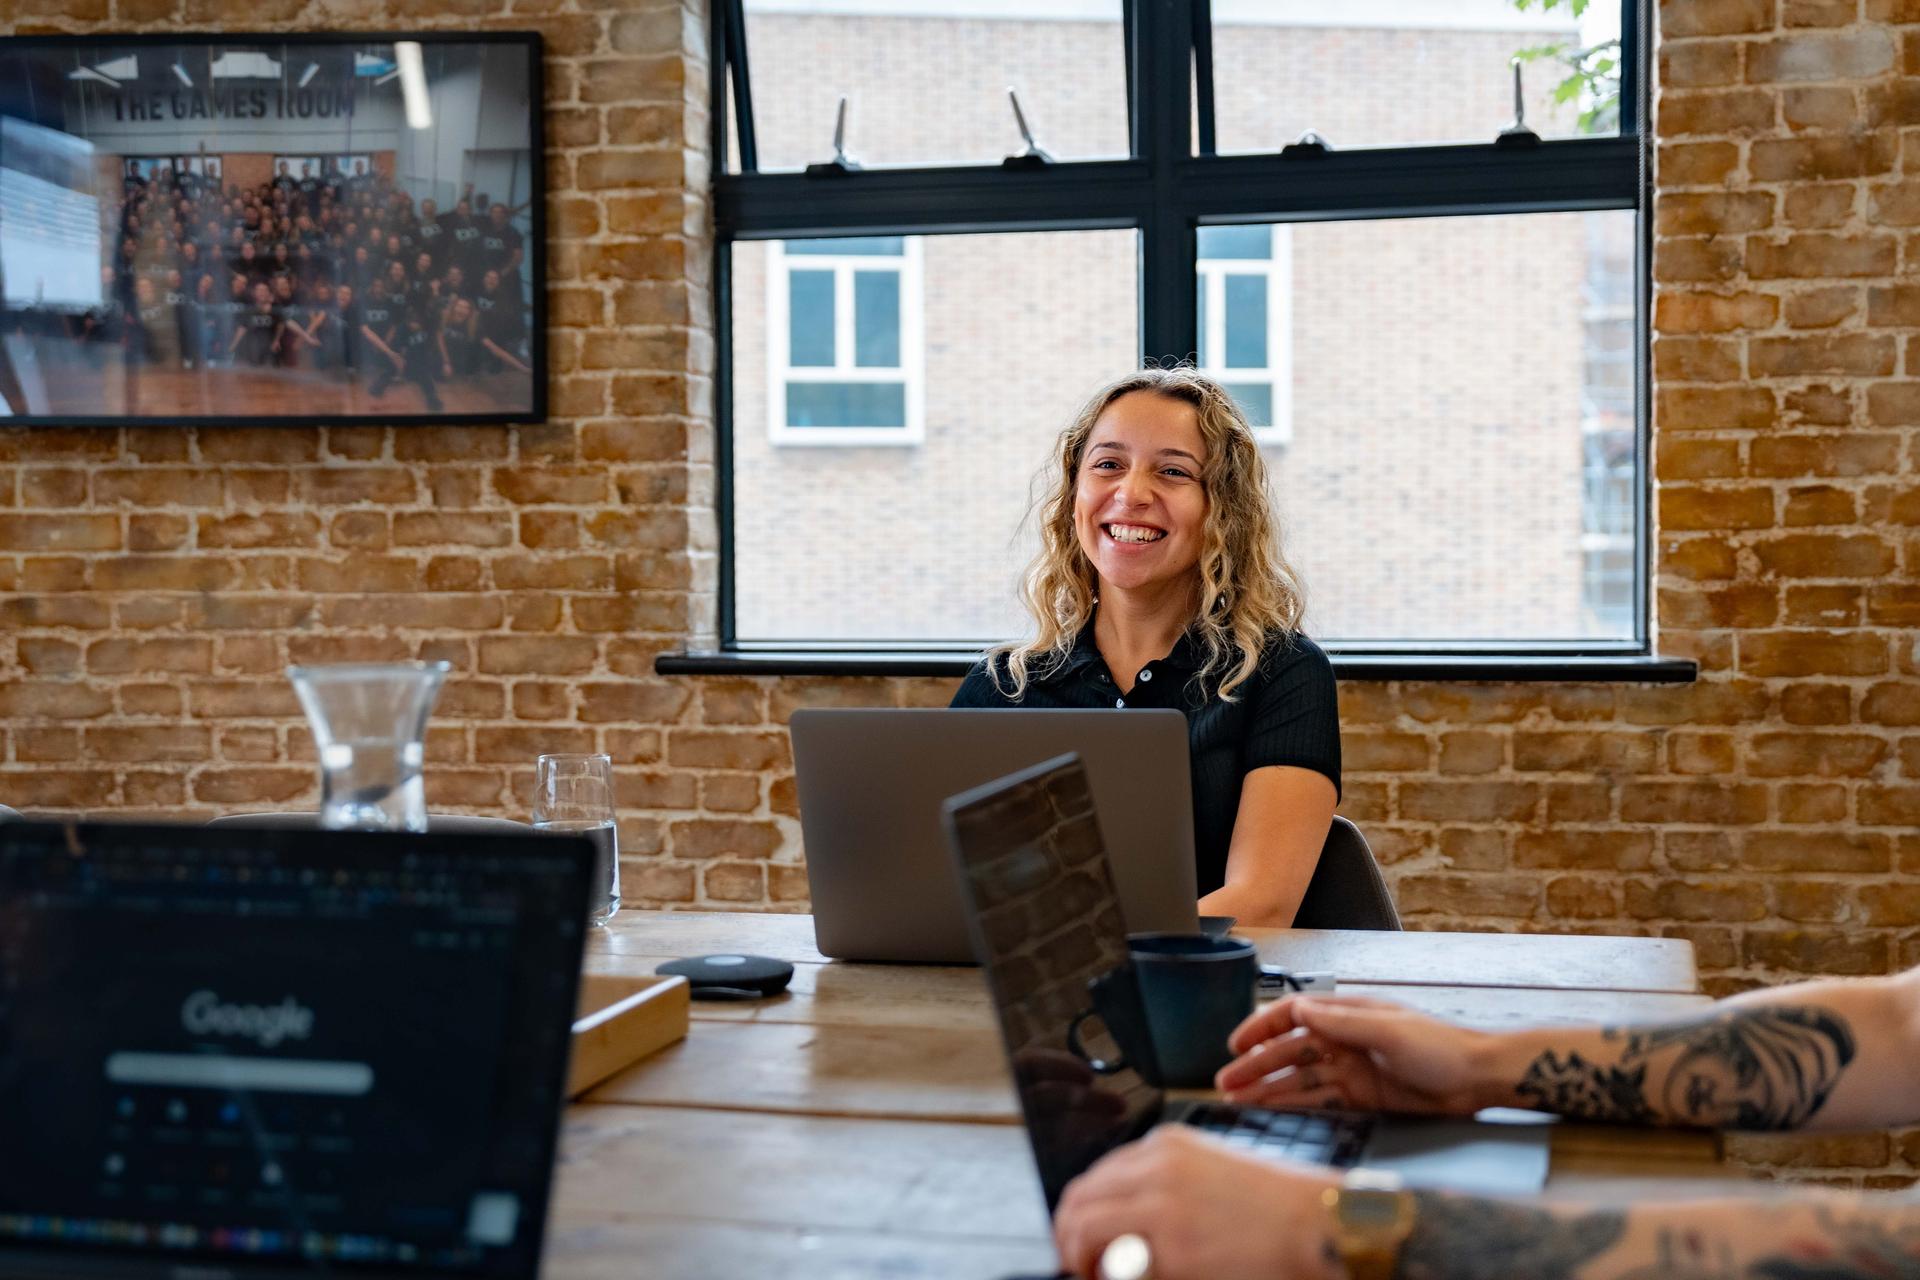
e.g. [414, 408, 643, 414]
[0, 32, 546, 426]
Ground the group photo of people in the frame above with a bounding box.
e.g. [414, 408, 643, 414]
[71, 156, 533, 415]
[0, 38, 540, 421]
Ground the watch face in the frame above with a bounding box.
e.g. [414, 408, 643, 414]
[1343, 1189, 1409, 1229]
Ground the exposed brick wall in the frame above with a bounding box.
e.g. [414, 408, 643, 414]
[5, 0, 1920, 1185]
[1646, 0, 1920, 1183]
[0, 0, 716, 868]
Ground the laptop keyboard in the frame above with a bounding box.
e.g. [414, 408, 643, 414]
[1183, 1103, 1374, 1167]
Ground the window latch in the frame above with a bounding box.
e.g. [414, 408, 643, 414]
[1279, 129, 1332, 159]
[1001, 86, 1055, 170]
[804, 95, 865, 177]
[1495, 58, 1541, 150]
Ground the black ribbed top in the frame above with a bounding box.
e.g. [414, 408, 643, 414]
[951, 625, 1342, 897]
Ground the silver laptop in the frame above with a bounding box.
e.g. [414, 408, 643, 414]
[791, 708, 1200, 963]
[943, 753, 1552, 1209]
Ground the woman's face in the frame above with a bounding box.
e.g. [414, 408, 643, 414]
[1072, 390, 1209, 600]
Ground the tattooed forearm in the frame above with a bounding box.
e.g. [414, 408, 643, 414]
[1514, 1005, 1856, 1131]
[1516, 1051, 1655, 1125]
[1622, 1205, 1920, 1280]
[1394, 1194, 1624, 1280]
[1618, 1006, 1856, 1129]
[1396, 1196, 1920, 1280]
[1744, 1203, 1920, 1280]
[1607, 1230, 1738, 1280]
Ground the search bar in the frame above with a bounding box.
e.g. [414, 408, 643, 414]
[105, 1052, 374, 1096]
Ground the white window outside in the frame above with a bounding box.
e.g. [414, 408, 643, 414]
[1195, 224, 1292, 445]
[1578, 210, 1638, 635]
[766, 236, 925, 445]
[1581, 427, 1636, 633]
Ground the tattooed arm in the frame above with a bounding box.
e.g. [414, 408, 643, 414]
[1397, 1188, 1920, 1280]
[1218, 968, 1920, 1132]
[1491, 972, 1913, 1131]
[1053, 1125, 1920, 1280]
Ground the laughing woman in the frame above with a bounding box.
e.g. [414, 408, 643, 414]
[952, 366, 1339, 926]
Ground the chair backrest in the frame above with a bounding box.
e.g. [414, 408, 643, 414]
[206, 812, 533, 835]
[1290, 816, 1401, 931]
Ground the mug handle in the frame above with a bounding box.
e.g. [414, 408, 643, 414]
[1066, 1007, 1129, 1075]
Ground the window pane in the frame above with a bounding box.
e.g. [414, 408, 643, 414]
[1585, 545, 1635, 635]
[743, 1, 1128, 171]
[1224, 382, 1272, 429]
[853, 270, 901, 367]
[1211, 0, 1623, 154]
[787, 236, 905, 256]
[1223, 275, 1267, 369]
[1268, 209, 1636, 644]
[1197, 284, 1209, 366]
[1197, 224, 1272, 260]
[1581, 210, 1637, 635]
[733, 230, 1138, 643]
[787, 382, 907, 427]
[788, 269, 836, 366]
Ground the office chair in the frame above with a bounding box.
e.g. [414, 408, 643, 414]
[1291, 816, 1401, 931]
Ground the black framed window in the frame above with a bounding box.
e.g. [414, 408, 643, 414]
[670, 0, 1688, 683]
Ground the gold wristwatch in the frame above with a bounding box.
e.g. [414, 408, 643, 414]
[1322, 1168, 1416, 1280]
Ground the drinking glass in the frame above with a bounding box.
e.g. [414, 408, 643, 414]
[533, 753, 620, 925]
[288, 661, 450, 832]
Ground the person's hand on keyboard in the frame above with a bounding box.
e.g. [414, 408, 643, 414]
[1053, 1126, 1341, 1280]
[1214, 994, 1493, 1115]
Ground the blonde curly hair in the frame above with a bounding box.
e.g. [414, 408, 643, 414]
[988, 366, 1307, 702]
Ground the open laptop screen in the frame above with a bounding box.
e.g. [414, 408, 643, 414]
[0, 821, 589, 1279]
[943, 754, 1163, 1211]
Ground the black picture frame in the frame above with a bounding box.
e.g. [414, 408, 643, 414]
[0, 30, 547, 428]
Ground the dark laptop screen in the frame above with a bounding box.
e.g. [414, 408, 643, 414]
[943, 754, 1162, 1211]
[0, 821, 589, 1279]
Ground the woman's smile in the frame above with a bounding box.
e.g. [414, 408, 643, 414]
[1103, 521, 1167, 545]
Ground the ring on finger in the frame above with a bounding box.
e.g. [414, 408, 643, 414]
[1099, 1233, 1153, 1280]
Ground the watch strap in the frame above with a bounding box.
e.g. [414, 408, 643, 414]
[1340, 1244, 1400, 1280]
[1324, 1171, 1415, 1280]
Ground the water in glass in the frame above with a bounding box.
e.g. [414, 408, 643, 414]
[533, 753, 620, 925]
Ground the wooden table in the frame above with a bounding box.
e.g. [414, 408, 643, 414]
[542, 912, 1720, 1279]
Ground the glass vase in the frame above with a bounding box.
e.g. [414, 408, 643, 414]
[287, 661, 450, 832]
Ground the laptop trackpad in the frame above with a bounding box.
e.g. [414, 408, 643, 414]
[1362, 1112, 1552, 1196]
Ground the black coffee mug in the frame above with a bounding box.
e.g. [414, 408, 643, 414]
[1066, 964, 1162, 1082]
[1128, 932, 1259, 1087]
